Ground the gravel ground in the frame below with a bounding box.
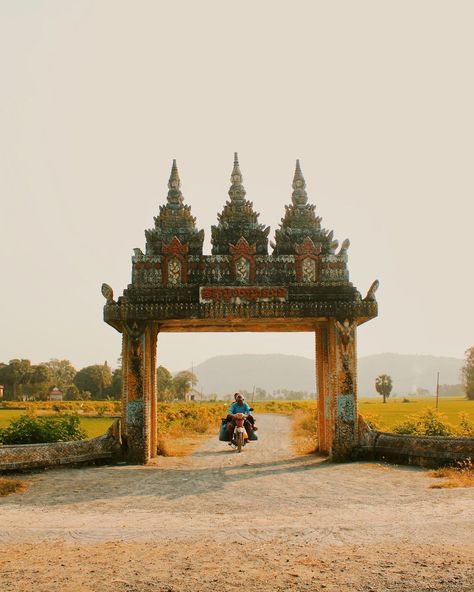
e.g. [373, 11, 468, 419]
[0, 413, 473, 591]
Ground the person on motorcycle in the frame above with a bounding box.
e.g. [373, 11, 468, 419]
[226, 393, 255, 442]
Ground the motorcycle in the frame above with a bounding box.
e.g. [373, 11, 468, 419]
[231, 412, 248, 453]
[219, 410, 258, 452]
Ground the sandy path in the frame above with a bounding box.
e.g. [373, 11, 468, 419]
[1, 413, 473, 591]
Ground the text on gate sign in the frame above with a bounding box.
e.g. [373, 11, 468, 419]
[200, 286, 288, 303]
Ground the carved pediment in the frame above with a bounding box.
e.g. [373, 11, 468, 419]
[295, 237, 322, 257]
[229, 237, 257, 257]
[161, 236, 189, 256]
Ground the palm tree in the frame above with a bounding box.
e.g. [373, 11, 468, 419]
[375, 374, 393, 404]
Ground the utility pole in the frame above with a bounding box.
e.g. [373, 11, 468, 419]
[435, 371, 440, 410]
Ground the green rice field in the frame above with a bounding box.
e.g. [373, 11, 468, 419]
[0, 397, 472, 440]
[359, 396, 473, 430]
[0, 410, 115, 439]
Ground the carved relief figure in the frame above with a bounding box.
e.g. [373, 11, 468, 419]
[335, 318, 357, 395]
[167, 257, 182, 286]
[335, 318, 357, 350]
[235, 257, 250, 283]
[302, 257, 316, 283]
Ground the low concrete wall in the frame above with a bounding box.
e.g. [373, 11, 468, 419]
[0, 420, 122, 472]
[357, 416, 474, 467]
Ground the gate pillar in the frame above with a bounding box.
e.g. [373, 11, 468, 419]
[316, 319, 358, 460]
[121, 321, 159, 464]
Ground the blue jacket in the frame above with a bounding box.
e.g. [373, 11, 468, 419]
[228, 401, 251, 415]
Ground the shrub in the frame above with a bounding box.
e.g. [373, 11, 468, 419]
[0, 400, 120, 416]
[362, 413, 384, 431]
[457, 413, 474, 437]
[0, 414, 86, 444]
[0, 478, 27, 496]
[252, 400, 315, 414]
[430, 458, 474, 489]
[392, 409, 454, 437]
[155, 402, 227, 436]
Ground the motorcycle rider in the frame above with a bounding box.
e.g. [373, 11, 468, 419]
[226, 393, 255, 442]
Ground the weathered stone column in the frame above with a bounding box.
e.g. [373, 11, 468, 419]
[149, 329, 158, 459]
[315, 325, 331, 454]
[316, 319, 359, 460]
[121, 321, 158, 464]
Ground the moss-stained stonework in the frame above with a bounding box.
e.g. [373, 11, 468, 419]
[103, 155, 378, 463]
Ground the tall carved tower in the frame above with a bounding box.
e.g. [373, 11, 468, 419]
[103, 156, 378, 464]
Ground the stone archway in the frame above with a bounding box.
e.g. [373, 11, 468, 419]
[103, 155, 378, 464]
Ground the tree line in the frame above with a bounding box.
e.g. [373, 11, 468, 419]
[156, 367, 197, 401]
[0, 360, 197, 402]
[0, 359, 121, 401]
[2, 346, 473, 403]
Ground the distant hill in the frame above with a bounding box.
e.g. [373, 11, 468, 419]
[192, 353, 464, 397]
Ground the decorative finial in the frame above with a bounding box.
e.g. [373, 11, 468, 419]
[364, 280, 380, 301]
[168, 159, 181, 191]
[167, 159, 183, 206]
[231, 152, 243, 185]
[101, 283, 115, 304]
[228, 152, 246, 202]
[292, 159, 308, 206]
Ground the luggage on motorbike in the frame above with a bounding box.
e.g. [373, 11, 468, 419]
[248, 430, 258, 441]
[219, 419, 231, 441]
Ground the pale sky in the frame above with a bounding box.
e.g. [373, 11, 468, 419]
[1, 1, 473, 372]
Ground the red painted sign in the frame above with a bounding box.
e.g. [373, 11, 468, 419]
[200, 287, 287, 303]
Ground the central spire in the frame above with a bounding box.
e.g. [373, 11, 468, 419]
[211, 152, 270, 255]
[168, 159, 181, 190]
[228, 152, 246, 203]
[292, 159, 308, 207]
[167, 159, 183, 207]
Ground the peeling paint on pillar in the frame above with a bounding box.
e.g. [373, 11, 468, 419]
[337, 394, 356, 423]
[127, 401, 144, 427]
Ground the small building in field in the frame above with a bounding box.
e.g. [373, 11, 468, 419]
[185, 388, 204, 402]
[49, 387, 63, 401]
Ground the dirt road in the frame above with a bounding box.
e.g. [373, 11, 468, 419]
[1, 414, 473, 591]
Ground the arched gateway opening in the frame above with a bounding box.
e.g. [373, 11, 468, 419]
[102, 155, 378, 464]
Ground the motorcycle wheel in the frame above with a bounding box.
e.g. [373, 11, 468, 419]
[237, 431, 243, 453]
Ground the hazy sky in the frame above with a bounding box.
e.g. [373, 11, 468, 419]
[1, 1, 473, 372]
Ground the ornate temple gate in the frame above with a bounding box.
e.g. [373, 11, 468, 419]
[103, 155, 378, 464]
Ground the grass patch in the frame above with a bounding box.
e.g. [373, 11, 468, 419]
[252, 400, 316, 415]
[0, 400, 120, 415]
[291, 407, 318, 455]
[79, 417, 116, 438]
[0, 411, 115, 440]
[0, 414, 86, 444]
[362, 408, 474, 438]
[359, 396, 473, 430]
[155, 403, 226, 456]
[0, 478, 28, 497]
[157, 432, 215, 457]
[429, 459, 474, 489]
